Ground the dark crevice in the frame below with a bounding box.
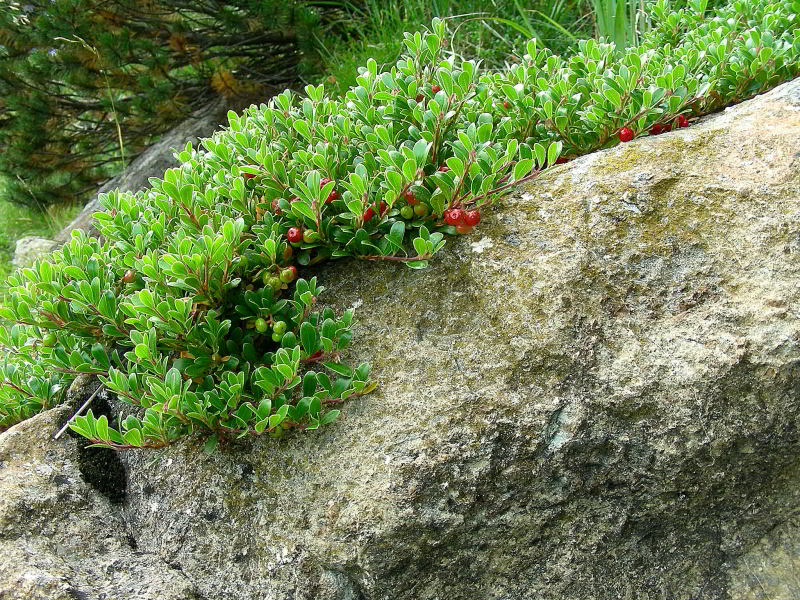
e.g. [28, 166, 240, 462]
[66, 385, 128, 505]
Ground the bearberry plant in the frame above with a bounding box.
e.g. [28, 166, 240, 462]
[0, 0, 798, 449]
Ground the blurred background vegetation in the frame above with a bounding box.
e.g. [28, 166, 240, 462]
[0, 0, 725, 278]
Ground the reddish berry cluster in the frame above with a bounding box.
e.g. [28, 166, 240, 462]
[321, 177, 339, 203]
[363, 201, 387, 223]
[444, 207, 481, 233]
[650, 114, 690, 136]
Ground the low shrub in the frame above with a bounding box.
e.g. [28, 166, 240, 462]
[0, 0, 797, 449]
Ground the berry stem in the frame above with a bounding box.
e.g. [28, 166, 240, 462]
[358, 253, 428, 262]
[466, 167, 544, 206]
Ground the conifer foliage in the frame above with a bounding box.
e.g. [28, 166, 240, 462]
[0, 1, 329, 208]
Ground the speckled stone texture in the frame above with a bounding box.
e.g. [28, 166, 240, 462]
[2, 77, 799, 600]
[0, 376, 201, 600]
[12, 236, 58, 268]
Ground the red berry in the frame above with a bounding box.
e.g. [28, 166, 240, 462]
[363, 207, 375, 222]
[649, 123, 662, 135]
[432, 84, 441, 94]
[662, 123, 672, 133]
[379, 201, 388, 215]
[272, 199, 282, 215]
[122, 269, 136, 283]
[243, 172, 256, 180]
[438, 165, 450, 172]
[619, 127, 634, 142]
[456, 224, 473, 235]
[464, 210, 481, 226]
[310, 350, 323, 360]
[326, 190, 340, 203]
[445, 209, 464, 226]
[320, 178, 332, 187]
[678, 114, 689, 128]
[403, 190, 418, 205]
[555, 157, 569, 164]
[503, 101, 510, 109]
[416, 93, 424, 103]
[287, 227, 303, 244]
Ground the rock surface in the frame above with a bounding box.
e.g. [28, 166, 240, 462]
[0, 376, 201, 600]
[1, 78, 799, 599]
[12, 236, 58, 268]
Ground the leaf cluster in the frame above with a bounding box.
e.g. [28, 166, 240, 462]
[0, 0, 798, 448]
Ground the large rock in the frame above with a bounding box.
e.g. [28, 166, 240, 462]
[120, 77, 800, 599]
[1, 77, 799, 599]
[11, 236, 58, 268]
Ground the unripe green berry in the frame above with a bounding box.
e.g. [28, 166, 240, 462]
[413, 203, 429, 217]
[400, 205, 414, 219]
[280, 266, 297, 283]
[42, 333, 57, 347]
[268, 276, 282, 292]
[255, 318, 268, 333]
[273, 320, 287, 335]
[272, 332, 282, 342]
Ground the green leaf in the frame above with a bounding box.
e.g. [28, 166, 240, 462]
[406, 260, 429, 269]
[123, 429, 143, 446]
[291, 201, 316, 224]
[324, 362, 353, 377]
[63, 266, 86, 280]
[91, 344, 110, 370]
[320, 410, 340, 426]
[412, 138, 429, 166]
[386, 170, 403, 192]
[547, 141, 563, 167]
[446, 157, 465, 178]
[203, 434, 219, 454]
[293, 120, 311, 140]
[387, 221, 405, 250]
[534, 143, 547, 169]
[513, 159, 534, 181]
[303, 372, 318, 397]
[403, 158, 417, 182]
[300, 321, 318, 355]
[604, 88, 622, 108]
